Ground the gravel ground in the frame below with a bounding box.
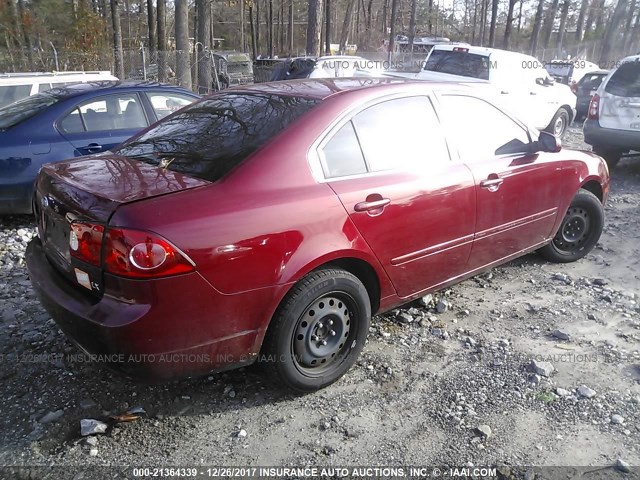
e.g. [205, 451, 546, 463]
[0, 125, 639, 479]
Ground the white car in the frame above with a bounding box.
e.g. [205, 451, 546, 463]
[412, 45, 577, 137]
[583, 55, 640, 169]
[0, 71, 118, 108]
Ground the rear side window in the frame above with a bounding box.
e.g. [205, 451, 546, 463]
[320, 121, 367, 177]
[580, 73, 606, 90]
[425, 50, 491, 80]
[605, 62, 640, 97]
[59, 93, 148, 133]
[115, 93, 319, 182]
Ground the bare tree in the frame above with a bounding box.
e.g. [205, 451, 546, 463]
[110, 0, 124, 78]
[146, 0, 156, 54]
[306, 0, 324, 55]
[529, 0, 545, 55]
[288, 0, 294, 54]
[622, 0, 637, 53]
[249, 2, 257, 58]
[503, 0, 517, 48]
[541, 0, 560, 49]
[17, 0, 33, 69]
[175, 0, 191, 89]
[339, 0, 356, 53]
[157, 0, 167, 81]
[488, 0, 498, 46]
[196, 0, 212, 92]
[556, 0, 570, 52]
[325, 0, 331, 54]
[575, 0, 590, 40]
[388, 0, 398, 61]
[600, 0, 628, 64]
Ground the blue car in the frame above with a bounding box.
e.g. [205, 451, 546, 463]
[0, 81, 200, 214]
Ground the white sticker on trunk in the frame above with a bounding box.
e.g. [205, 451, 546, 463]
[74, 268, 92, 290]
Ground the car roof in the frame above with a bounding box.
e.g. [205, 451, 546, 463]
[432, 43, 535, 60]
[222, 77, 470, 100]
[42, 81, 192, 100]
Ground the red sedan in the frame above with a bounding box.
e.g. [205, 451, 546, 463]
[26, 79, 609, 392]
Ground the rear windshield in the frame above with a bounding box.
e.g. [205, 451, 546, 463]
[605, 61, 640, 97]
[424, 50, 491, 80]
[0, 84, 32, 109]
[115, 93, 320, 181]
[0, 92, 58, 130]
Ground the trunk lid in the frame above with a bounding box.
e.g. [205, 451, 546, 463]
[34, 154, 209, 295]
[600, 60, 640, 131]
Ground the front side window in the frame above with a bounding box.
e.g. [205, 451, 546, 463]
[605, 61, 640, 97]
[438, 95, 530, 161]
[115, 93, 319, 182]
[59, 93, 147, 133]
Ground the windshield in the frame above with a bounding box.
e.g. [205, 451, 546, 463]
[0, 92, 59, 130]
[545, 63, 572, 79]
[115, 93, 320, 182]
[425, 49, 491, 80]
[605, 61, 640, 97]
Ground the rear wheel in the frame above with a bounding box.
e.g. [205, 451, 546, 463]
[539, 190, 604, 263]
[261, 268, 371, 392]
[545, 107, 571, 138]
[592, 145, 622, 171]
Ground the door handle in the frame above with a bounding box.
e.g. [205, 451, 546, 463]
[529, 91, 537, 95]
[354, 198, 390, 212]
[82, 143, 103, 153]
[480, 177, 504, 191]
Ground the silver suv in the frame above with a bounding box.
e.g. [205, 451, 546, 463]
[583, 55, 640, 169]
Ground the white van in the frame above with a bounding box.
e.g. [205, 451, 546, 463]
[0, 71, 118, 108]
[413, 45, 577, 137]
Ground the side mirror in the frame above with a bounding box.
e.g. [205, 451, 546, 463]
[536, 76, 555, 86]
[534, 131, 562, 153]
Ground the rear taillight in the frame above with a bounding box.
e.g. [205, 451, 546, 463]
[104, 227, 194, 278]
[69, 223, 194, 278]
[588, 93, 600, 120]
[570, 82, 577, 94]
[70, 222, 105, 266]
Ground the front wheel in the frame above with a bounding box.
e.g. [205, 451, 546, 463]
[545, 107, 571, 138]
[539, 189, 604, 263]
[261, 268, 371, 392]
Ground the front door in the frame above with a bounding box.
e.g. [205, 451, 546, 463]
[436, 93, 559, 271]
[319, 95, 477, 298]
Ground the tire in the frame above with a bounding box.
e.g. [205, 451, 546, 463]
[545, 107, 571, 138]
[539, 189, 604, 263]
[261, 268, 371, 392]
[592, 145, 622, 171]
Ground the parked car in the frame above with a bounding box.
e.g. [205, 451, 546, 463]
[269, 56, 383, 81]
[413, 45, 577, 137]
[584, 55, 640, 169]
[0, 81, 199, 214]
[212, 51, 254, 89]
[573, 69, 609, 121]
[26, 79, 609, 392]
[544, 59, 600, 86]
[0, 71, 118, 108]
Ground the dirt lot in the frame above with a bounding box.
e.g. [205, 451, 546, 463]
[0, 125, 639, 479]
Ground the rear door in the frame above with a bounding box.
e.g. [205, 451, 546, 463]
[600, 60, 640, 131]
[321, 95, 477, 297]
[57, 92, 149, 156]
[436, 93, 560, 270]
